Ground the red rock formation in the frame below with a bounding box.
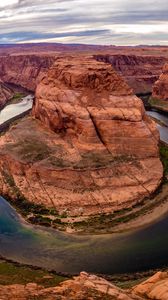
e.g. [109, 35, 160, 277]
[0, 56, 162, 217]
[0, 54, 55, 91]
[152, 63, 168, 100]
[95, 54, 167, 94]
[0, 49, 167, 96]
[0, 271, 167, 299]
[133, 271, 168, 299]
[0, 80, 13, 107]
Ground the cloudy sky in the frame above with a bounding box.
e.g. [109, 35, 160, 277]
[0, 0, 167, 45]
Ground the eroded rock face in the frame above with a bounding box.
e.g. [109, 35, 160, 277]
[0, 271, 168, 299]
[0, 54, 55, 91]
[0, 272, 143, 300]
[0, 81, 13, 107]
[152, 63, 168, 100]
[95, 54, 167, 94]
[0, 56, 162, 216]
[133, 272, 168, 300]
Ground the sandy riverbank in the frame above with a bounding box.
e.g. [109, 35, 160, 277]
[111, 185, 168, 233]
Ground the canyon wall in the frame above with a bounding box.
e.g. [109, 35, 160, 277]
[95, 54, 167, 94]
[0, 52, 166, 96]
[152, 63, 168, 100]
[0, 56, 163, 216]
[0, 54, 55, 91]
[0, 81, 13, 107]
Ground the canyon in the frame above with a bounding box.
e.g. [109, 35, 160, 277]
[95, 54, 167, 94]
[0, 45, 167, 97]
[0, 55, 163, 217]
[0, 54, 55, 93]
[0, 45, 168, 299]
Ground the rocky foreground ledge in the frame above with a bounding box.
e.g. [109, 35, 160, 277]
[0, 55, 163, 217]
[0, 271, 167, 299]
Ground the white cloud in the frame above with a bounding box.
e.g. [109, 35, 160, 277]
[0, 0, 167, 45]
[0, 0, 18, 7]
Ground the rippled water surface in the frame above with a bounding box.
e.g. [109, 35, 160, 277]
[1, 196, 168, 275]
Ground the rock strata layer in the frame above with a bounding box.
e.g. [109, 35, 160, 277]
[0, 56, 163, 216]
[0, 271, 168, 299]
[152, 63, 168, 100]
[95, 54, 167, 94]
[0, 54, 55, 91]
[0, 81, 13, 107]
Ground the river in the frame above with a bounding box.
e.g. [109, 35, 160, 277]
[0, 95, 33, 125]
[1, 195, 168, 275]
[0, 103, 168, 275]
[147, 110, 168, 144]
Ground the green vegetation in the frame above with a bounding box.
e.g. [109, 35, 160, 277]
[17, 140, 50, 162]
[28, 215, 52, 227]
[160, 144, 168, 176]
[149, 97, 168, 109]
[0, 260, 67, 286]
[49, 157, 69, 168]
[4, 189, 59, 218]
[79, 152, 114, 168]
[7, 92, 26, 105]
[115, 277, 148, 289]
[6, 139, 51, 163]
[74, 152, 134, 169]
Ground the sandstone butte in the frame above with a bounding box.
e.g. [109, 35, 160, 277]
[0, 80, 13, 107]
[0, 56, 163, 217]
[152, 63, 168, 100]
[0, 271, 168, 299]
[95, 54, 167, 94]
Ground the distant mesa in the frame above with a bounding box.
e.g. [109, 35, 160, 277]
[95, 54, 167, 94]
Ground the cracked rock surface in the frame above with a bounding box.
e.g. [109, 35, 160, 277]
[0, 56, 163, 216]
[0, 271, 168, 299]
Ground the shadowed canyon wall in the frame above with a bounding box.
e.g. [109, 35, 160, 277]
[95, 54, 167, 94]
[0, 81, 13, 107]
[152, 63, 168, 100]
[0, 55, 55, 92]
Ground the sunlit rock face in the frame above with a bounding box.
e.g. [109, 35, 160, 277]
[152, 63, 168, 100]
[0, 271, 167, 299]
[0, 56, 163, 216]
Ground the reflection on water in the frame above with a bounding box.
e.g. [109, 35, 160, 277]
[1, 196, 168, 275]
[0, 95, 33, 125]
